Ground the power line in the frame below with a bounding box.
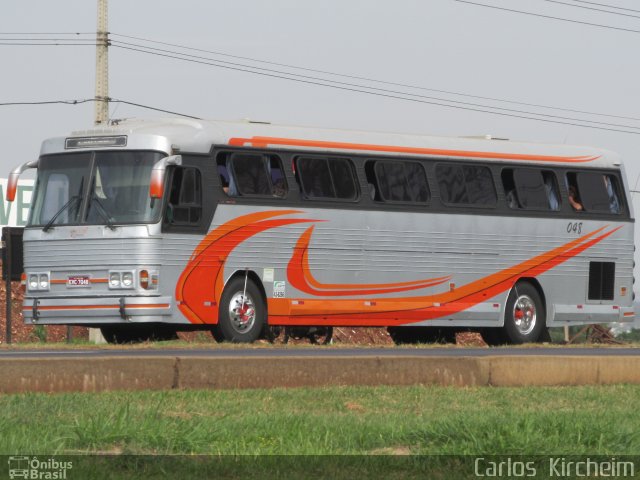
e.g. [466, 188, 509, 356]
[111, 40, 640, 132]
[539, 0, 640, 19]
[0, 98, 200, 119]
[110, 32, 640, 123]
[110, 99, 201, 119]
[10, 31, 638, 124]
[571, 0, 640, 14]
[0, 32, 94, 35]
[111, 43, 640, 135]
[451, 0, 640, 34]
[0, 99, 94, 106]
[0, 42, 97, 46]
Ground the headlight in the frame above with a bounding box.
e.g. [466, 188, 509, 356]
[122, 272, 133, 287]
[27, 272, 49, 291]
[109, 272, 121, 287]
[108, 271, 135, 289]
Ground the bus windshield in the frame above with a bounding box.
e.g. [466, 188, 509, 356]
[28, 151, 164, 227]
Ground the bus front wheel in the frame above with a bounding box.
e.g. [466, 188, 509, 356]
[213, 276, 266, 343]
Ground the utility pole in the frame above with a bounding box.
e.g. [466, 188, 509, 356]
[94, 0, 109, 125]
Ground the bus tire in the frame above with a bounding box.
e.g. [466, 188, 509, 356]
[503, 282, 547, 344]
[213, 276, 266, 343]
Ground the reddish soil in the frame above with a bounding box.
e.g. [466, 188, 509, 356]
[0, 272, 89, 344]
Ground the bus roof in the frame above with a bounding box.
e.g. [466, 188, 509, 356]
[42, 117, 622, 169]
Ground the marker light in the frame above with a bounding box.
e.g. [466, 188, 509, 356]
[122, 272, 134, 287]
[139, 270, 149, 290]
[29, 275, 38, 290]
[109, 272, 121, 288]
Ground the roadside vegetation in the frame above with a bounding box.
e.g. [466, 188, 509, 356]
[1, 385, 639, 478]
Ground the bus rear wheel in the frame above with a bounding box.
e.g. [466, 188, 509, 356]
[503, 282, 547, 344]
[213, 276, 266, 343]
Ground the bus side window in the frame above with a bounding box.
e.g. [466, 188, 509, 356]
[514, 169, 558, 211]
[501, 169, 521, 209]
[364, 161, 381, 201]
[572, 171, 622, 214]
[369, 160, 429, 203]
[166, 167, 202, 226]
[267, 155, 287, 198]
[436, 164, 496, 207]
[542, 171, 560, 211]
[231, 154, 270, 196]
[296, 157, 358, 200]
[222, 153, 288, 198]
[565, 172, 583, 212]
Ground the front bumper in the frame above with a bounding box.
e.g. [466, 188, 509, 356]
[22, 295, 174, 325]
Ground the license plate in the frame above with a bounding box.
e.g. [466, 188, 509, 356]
[67, 275, 90, 287]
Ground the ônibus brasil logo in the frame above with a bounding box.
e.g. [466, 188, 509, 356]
[8, 456, 72, 479]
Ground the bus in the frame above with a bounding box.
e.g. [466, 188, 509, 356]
[6, 118, 634, 345]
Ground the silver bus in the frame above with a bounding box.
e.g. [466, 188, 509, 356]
[7, 118, 634, 344]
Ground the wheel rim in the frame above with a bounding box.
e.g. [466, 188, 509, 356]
[228, 291, 256, 334]
[512, 294, 537, 336]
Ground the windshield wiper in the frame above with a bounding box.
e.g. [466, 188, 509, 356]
[89, 194, 117, 230]
[42, 196, 81, 232]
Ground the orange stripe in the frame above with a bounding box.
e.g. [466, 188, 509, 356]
[229, 136, 600, 164]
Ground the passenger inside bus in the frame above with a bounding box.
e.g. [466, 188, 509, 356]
[543, 173, 560, 211]
[568, 185, 583, 211]
[603, 175, 620, 214]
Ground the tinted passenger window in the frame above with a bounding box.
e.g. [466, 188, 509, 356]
[219, 153, 287, 197]
[296, 157, 357, 200]
[167, 167, 202, 226]
[567, 172, 622, 214]
[503, 169, 560, 211]
[436, 164, 496, 206]
[373, 160, 429, 203]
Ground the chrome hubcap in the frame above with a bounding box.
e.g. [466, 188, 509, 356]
[513, 294, 536, 335]
[228, 291, 256, 334]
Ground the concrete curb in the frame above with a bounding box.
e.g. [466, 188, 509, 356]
[1, 355, 639, 393]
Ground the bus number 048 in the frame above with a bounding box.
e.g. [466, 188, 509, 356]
[567, 222, 583, 234]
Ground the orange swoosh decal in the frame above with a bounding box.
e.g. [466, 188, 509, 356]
[269, 225, 621, 326]
[287, 225, 452, 296]
[229, 136, 600, 163]
[176, 211, 320, 324]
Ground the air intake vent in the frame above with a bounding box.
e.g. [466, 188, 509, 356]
[588, 261, 615, 301]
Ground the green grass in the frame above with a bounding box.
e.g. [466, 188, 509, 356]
[3, 385, 639, 478]
[1, 385, 639, 456]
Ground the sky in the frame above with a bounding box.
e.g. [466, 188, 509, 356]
[2, 0, 640, 284]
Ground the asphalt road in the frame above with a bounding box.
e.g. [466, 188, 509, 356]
[0, 346, 639, 359]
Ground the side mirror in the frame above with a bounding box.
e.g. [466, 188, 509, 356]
[6, 160, 38, 202]
[149, 155, 182, 199]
